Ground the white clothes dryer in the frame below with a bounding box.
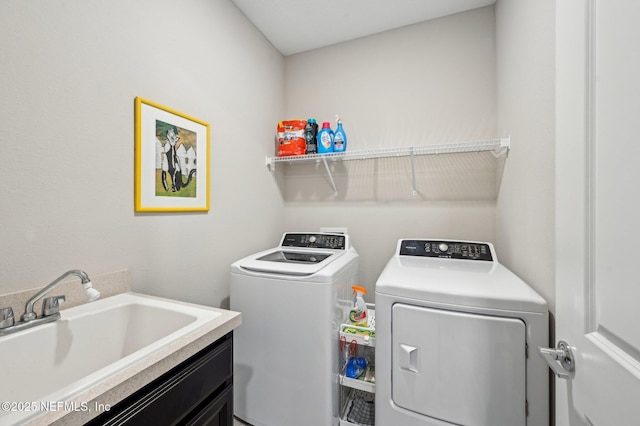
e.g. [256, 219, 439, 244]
[375, 239, 549, 426]
[230, 232, 359, 426]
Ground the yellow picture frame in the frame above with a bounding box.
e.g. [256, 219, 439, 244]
[134, 97, 210, 212]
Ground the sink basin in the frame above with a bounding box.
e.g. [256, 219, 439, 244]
[0, 292, 222, 425]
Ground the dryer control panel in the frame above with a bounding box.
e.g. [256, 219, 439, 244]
[280, 233, 347, 250]
[399, 240, 493, 261]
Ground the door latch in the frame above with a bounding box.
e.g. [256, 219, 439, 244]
[538, 340, 575, 379]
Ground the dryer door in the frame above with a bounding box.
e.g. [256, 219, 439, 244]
[392, 304, 526, 426]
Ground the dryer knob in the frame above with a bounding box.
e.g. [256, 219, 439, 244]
[309, 235, 317, 243]
[438, 243, 449, 253]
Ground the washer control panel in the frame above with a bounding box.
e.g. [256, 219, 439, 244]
[281, 233, 347, 250]
[399, 240, 493, 261]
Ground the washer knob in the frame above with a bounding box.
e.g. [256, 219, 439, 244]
[438, 243, 449, 252]
[309, 235, 317, 243]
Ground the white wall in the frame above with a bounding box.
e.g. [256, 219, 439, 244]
[0, 0, 284, 308]
[495, 0, 556, 313]
[282, 7, 498, 295]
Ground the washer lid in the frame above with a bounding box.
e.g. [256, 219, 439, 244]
[237, 247, 347, 277]
[375, 239, 547, 313]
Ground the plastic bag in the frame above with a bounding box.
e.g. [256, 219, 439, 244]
[345, 357, 368, 379]
[276, 120, 307, 157]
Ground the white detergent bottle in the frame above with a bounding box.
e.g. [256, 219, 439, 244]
[349, 285, 368, 327]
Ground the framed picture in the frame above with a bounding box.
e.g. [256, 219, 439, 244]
[134, 97, 210, 212]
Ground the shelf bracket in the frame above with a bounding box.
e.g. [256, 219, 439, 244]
[492, 136, 511, 158]
[266, 156, 275, 173]
[321, 157, 339, 197]
[410, 147, 418, 196]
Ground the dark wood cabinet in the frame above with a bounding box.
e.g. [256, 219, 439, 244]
[87, 333, 233, 426]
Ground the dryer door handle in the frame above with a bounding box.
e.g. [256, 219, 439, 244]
[399, 344, 420, 373]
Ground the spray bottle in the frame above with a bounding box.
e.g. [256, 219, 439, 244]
[349, 285, 368, 327]
[333, 115, 347, 153]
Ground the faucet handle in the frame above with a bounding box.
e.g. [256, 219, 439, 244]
[42, 296, 66, 317]
[0, 307, 15, 329]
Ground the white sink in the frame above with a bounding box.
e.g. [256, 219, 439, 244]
[0, 292, 222, 425]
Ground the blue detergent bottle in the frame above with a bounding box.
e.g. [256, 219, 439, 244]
[317, 121, 334, 154]
[333, 115, 347, 153]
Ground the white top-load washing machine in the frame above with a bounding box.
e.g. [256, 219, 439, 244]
[375, 239, 549, 426]
[230, 232, 359, 426]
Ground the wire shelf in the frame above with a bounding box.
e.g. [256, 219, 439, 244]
[266, 137, 510, 197]
[266, 138, 510, 169]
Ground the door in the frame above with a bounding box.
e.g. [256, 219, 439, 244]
[392, 304, 526, 425]
[555, 1, 640, 424]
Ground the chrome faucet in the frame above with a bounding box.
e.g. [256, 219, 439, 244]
[0, 269, 101, 337]
[21, 269, 98, 322]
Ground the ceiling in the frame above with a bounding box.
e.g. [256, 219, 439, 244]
[231, 0, 496, 56]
